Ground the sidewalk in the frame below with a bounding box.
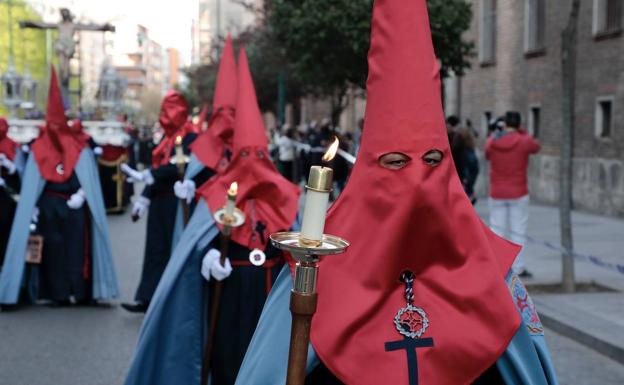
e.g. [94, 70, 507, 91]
[475, 200, 624, 364]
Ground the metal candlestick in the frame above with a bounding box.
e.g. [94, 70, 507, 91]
[201, 206, 245, 385]
[270, 231, 349, 385]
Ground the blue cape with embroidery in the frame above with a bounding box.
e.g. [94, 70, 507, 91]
[125, 199, 219, 385]
[235, 270, 558, 385]
[0, 149, 119, 304]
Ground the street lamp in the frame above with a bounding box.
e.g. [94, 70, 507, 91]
[20, 67, 38, 116]
[1, 60, 23, 118]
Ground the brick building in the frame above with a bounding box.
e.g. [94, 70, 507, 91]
[446, 0, 624, 216]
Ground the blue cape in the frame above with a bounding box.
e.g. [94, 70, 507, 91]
[0, 149, 119, 304]
[125, 199, 219, 385]
[171, 154, 207, 253]
[235, 270, 559, 385]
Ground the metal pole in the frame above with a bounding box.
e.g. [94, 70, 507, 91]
[8, 0, 14, 58]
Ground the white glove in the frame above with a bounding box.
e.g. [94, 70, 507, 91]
[32, 207, 40, 223]
[0, 176, 5, 187]
[67, 189, 86, 209]
[201, 248, 233, 282]
[174, 179, 196, 204]
[121, 164, 155, 185]
[201, 248, 221, 281]
[93, 146, 104, 156]
[0, 154, 16, 175]
[132, 196, 150, 219]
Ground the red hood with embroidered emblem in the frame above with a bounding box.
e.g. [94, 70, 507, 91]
[199, 48, 299, 251]
[309, 1, 522, 384]
[31, 67, 88, 183]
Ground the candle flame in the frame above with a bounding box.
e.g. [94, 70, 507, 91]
[228, 182, 238, 196]
[175, 136, 183, 145]
[322, 137, 339, 162]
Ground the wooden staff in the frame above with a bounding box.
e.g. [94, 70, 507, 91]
[287, 285, 318, 385]
[201, 225, 232, 385]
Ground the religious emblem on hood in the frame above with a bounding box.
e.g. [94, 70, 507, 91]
[393, 272, 430, 339]
[249, 248, 266, 266]
[56, 163, 65, 175]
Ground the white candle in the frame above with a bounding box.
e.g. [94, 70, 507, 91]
[174, 136, 184, 163]
[300, 166, 333, 245]
[225, 182, 238, 218]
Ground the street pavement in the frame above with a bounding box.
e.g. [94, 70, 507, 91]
[0, 201, 622, 384]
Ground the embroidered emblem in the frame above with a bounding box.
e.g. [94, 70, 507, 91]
[385, 271, 434, 385]
[249, 248, 266, 266]
[509, 274, 544, 335]
[56, 163, 64, 175]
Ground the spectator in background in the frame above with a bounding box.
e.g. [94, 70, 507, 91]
[486, 111, 541, 278]
[274, 125, 296, 182]
[447, 116, 479, 204]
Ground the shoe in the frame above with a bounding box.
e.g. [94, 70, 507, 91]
[121, 302, 149, 313]
[518, 270, 533, 279]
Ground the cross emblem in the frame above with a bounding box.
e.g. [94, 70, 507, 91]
[384, 336, 434, 385]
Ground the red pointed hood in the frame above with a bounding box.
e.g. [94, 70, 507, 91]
[191, 35, 237, 171]
[199, 48, 300, 251]
[310, 1, 521, 384]
[0, 117, 17, 161]
[31, 67, 88, 183]
[152, 90, 190, 168]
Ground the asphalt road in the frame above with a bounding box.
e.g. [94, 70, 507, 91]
[0, 210, 623, 385]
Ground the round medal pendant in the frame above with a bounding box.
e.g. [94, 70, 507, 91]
[394, 304, 430, 339]
[56, 163, 65, 175]
[249, 249, 266, 266]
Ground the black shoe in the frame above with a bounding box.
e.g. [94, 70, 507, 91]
[48, 300, 71, 308]
[75, 299, 99, 307]
[518, 270, 533, 279]
[121, 302, 149, 313]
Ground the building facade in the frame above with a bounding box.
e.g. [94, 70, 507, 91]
[448, 0, 624, 216]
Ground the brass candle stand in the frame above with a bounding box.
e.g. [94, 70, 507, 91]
[270, 231, 349, 385]
[201, 206, 245, 385]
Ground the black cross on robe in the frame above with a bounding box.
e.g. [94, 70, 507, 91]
[384, 336, 434, 385]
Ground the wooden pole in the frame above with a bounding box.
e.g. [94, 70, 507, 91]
[201, 226, 231, 385]
[286, 290, 318, 385]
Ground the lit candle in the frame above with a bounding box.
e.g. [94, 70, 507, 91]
[225, 182, 238, 218]
[174, 135, 184, 165]
[299, 138, 339, 246]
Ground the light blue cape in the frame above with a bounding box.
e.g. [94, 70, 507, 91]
[0, 149, 119, 304]
[171, 154, 208, 252]
[125, 199, 219, 385]
[235, 270, 559, 385]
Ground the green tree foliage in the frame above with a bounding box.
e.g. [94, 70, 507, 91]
[269, 0, 474, 123]
[0, 0, 52, 116]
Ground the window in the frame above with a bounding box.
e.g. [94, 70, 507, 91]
[528, 105, 541, 138]
[479, 0, 497, 64]
[525, 0, 546, 54]
[593, 0, 623, 37]
[595, 97, 614, 138]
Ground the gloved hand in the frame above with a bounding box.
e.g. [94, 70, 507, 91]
[132, 196, 151, 219]
[201, 249, 221, 281]
[201, 249, 233, 282]
[0, 154, 16, 175]
[30, 207, 40, 232]
[67, 189, 86, 209]
[173, 179, 196, 204]
[121, 164, 155, 185]
[93, 146, 104, 156]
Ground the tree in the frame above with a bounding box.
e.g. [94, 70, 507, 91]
[268, 0, 474, 125]
[0, 0, 50, 116]
[559, 0, 581, 293]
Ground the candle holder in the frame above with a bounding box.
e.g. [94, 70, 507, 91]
[202, 205, 246, 384]
[270, 231, 349, 385]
